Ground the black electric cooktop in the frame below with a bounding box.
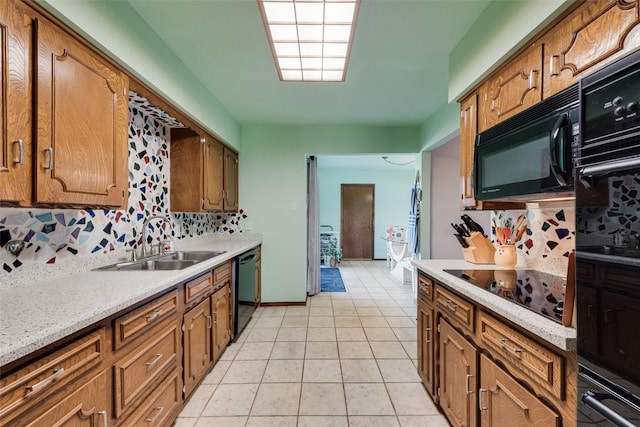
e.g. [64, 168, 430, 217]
[443, 269, 566, 323]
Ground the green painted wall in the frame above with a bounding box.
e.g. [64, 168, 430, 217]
[318, 166, 417, 260]
[37, 0, 241, 148]
[240, 125, 421, 303]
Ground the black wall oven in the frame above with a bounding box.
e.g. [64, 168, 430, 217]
[576, 48, 640, 426]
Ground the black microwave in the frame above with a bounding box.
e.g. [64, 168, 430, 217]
[474, 84, 579, 202]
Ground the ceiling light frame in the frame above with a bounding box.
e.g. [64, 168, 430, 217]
[257, 0, 361, 82]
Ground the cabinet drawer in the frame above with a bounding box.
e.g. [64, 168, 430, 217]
[478, 312, 564, 399]
[0, 328, 105, 425]
[114, 290, 178, 350]
[184, 272, 213, 306]
[213, 261, 231, 288]
[436, 287, 475, 331]
[576, 261, 595, 281]
[418, 274, 434, 301]
[114, 322, 179, 417]
[119, 368, 181, 427]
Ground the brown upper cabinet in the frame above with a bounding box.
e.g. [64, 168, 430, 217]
[0, 0, 31, 206]
[1, 0, 129, 209]
[171, 128, 239, 212]
[458, 0, 640, 210]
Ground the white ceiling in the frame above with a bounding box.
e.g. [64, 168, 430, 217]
[125, 0, 492, 126]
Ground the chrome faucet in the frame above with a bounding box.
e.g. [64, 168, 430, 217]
[141, 215, 174, 258]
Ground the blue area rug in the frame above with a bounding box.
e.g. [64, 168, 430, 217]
[320, 267, 346, 292]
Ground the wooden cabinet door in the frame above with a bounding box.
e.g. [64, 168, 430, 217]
[202, 135, 224, 211]
[212, 284, 231, 363]
[439, 319, 478, 427]
[576, 285, 599, 357]
[35, 19, 128, 208]
[479, 355, 559, 427]
[459, 93, 478, 210]
[417, 300, 435, 396]
[183, 297, 212, 397]
[223, 148, 239, 211]
[543, 0, 640, 97]
[480, 44, 543, 131]
[25, 371, 108, 427]
[0, 0, 31, 205]
[170, 128, 203, 212]
[601, 290, 640, 380]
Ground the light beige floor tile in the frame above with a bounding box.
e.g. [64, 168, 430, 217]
[202, 360, 231, 384]
[253, 316, 283, 328]
[263, 359, 304, 383]
[246, 416, 297, 427]
[276, 327, 307, 341]
[306, 327, 337, 341]
[297, 415, 348, 427]
[235, 342, 274, 360]
[305, 341, 339, 359]
[303, 359, 342, 382]
[392, 327, 417, 342]
[377, 359, 421, 383]
[333, 316, 361, 327]
[332, 300, 355, 308]
[398, 415, 450, 427]
[280, 316, 309, 328]
[218, 342, 242, 361]
[369, 341, 410, 359]
[356, 307, 383, 317]
[251, 383, 301, 416]
[308, 296, 333, 307]
[386, 383, 440, 415]
[380, 307, 409, 317]
[310, 306, 333, 316]
[400, 341, 417, 360]
[285, 306, 310, 316]
[201, 383, 259, 416]
[299, 383, 347, 416]
[344, 383, 394, 415]
[349, 416, 400, 427]
[308, 316, 335, 327]
[173, 418, 198, 427]
[352, 299, 376, 307]
[194, 417, 247, 427]
[336, 327, 367, 341]
[222, 360, 268, 383]
[385, 316, 416, 328]
[332, 307, 359, 316]
[261, 307, 287, 317]
[364, 327, 398, 341]
[180, 384, 216, 417]
[337, 341, 374, 359]
[270, 341, 306, 359]
[373, 300, 399, 308]
[359, 317, 389, 327]
[340, 359, 383, 382]
[245, 327, 279, 342]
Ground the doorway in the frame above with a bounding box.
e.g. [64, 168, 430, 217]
[340, 184, 374, 260]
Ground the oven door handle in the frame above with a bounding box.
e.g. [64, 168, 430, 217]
[582, 391, 637, 427]
[581, 156, 640, 177]
[549, 112, 569, 186]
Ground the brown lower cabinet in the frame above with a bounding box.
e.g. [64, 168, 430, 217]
[417, 271, 576, 427]
[0, 256, 251, 427]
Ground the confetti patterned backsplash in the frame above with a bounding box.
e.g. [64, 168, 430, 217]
[576, 174, 640, 246]
[0, 97, 246, 274]
[491, 206, 575, 276]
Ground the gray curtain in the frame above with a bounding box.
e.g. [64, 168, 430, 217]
[307, 156, 321, 295]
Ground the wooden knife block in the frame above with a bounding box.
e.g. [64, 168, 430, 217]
[461, 232, 496, 264]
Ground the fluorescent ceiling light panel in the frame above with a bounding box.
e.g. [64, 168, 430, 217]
[258, 0, 360, 82]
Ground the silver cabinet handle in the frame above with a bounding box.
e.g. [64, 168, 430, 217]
[213, 311, 218, 325]
[146, 308, 163, 321]
[550, 55, 559, 76]
[479, 388, 488, 411]
[13, 140, 24, 165]
[26, 367, 64, 393]
[425, 327, 431, 344]
[146, 406, 164, 424]
[497, 338, 522, 355]
[43, 148, 54, 170]
[529, 70, 538, 89]
[98, 410, 108, 427]
[207, 315, 213, 329]
[445, 299, 457, 312]
[465, 374, 474, 395]
[145, 353, 163, 368]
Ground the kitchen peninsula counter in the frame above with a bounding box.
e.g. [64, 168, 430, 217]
[412, 259, 576, 351]
[0, 235, 262, 367]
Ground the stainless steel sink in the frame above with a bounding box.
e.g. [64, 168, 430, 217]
[95, 250, 226, 271]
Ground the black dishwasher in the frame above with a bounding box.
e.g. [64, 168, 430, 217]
[234, 248, 258, 340]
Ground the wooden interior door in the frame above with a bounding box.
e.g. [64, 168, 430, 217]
[340, 184, 374, 260]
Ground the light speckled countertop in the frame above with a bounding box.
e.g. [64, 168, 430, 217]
[412, 259, 576, 352]
[0, 235, 262, 367]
